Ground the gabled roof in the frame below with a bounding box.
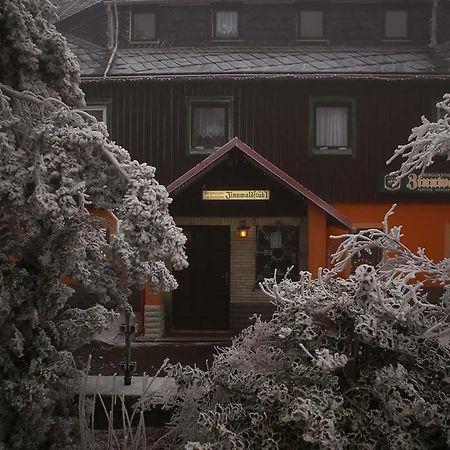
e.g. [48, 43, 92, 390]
[72, 44, 450, 80]
[167, 138, 352, 229]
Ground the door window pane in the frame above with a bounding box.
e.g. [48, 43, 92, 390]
[215, 11, 239, 38]
[299, 11, 323, 39]
[132, 12, 156, 40]
[316, 106, 349, 148]
[256, 226, 299, 283]
[385, 10, 407, 38]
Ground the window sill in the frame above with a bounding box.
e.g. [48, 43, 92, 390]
[296, 39, 329, 44]
[381, 38, 411, 43]
[129, 39, 159, 44]
[189, 147, 221, 155]
[211, 38, 244, 43]
[311, 148, 353, 156]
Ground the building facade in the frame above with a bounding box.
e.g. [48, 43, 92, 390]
[55, 0, 450, 338]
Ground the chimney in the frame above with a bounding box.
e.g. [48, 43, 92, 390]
[106, 2, 114, 50]
[430, 0, 438, 47]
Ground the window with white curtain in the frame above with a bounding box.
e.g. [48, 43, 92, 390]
[187, 97, 233, 153]
[215, 11, 239, 38]
[310, 98, 355, 155]
[316, 106, 348, 148]
[83, 102, 111, 131]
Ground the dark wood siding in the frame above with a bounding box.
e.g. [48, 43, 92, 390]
[82, 78, 449, 203]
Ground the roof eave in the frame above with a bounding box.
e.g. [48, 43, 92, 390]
[80, 72, 450, 82]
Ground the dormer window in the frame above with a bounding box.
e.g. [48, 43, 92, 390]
[131, 11, 156, 41]
[214, 10, 239, 39]
[384, 10, 407, 39]
[299, 11, 324, 39]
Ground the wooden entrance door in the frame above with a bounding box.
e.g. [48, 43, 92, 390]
[173, 226, 230, 330]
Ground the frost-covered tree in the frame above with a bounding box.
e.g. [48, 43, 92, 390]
[387, 95, 450, 181]
[0, 1, 187, 449]
[147, 99, 450, 449]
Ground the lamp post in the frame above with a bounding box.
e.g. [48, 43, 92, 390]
[119, 308, 137, 386]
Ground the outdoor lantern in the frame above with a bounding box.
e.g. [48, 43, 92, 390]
[237, 220, 250, 238]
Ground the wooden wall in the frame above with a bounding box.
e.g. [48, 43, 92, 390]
[82, 78, 449, 203]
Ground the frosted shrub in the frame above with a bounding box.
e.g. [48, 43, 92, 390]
[151, 217, 449, 449]
[0, 1, 186, 448]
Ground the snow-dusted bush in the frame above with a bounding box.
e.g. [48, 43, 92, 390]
[0, 1, 186, 448]
[154, 256, 448, 449]
[148, 97, 450, 449]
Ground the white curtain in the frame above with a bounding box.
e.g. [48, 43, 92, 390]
[194, 107, 225, 139]
[316, 106, 348, 147]
[216, 11, 238, 37]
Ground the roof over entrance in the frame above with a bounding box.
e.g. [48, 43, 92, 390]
[167, 138, 352, 229]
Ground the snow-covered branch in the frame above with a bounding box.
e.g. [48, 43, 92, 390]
[331, 205, 450, 284]
[387, 94, 450, 183]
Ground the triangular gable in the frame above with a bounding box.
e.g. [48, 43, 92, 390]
[167, 137, 352, 230]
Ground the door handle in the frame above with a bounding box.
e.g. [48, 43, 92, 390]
[222, 271, 229, 285]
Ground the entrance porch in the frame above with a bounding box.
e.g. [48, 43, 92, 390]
[140, 138, 351, 339]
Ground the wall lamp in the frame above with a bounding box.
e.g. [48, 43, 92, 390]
[237, 220, 250, 238]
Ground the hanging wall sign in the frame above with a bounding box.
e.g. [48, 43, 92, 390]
[377, 172, 450, 193]
[202, 190, 270, 200]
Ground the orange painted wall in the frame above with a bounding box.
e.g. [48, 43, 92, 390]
[308, 203, 328, 274]
[331, 203, 450, 263]
[88, 207, 118, 235]
[143, 282, 162, 306]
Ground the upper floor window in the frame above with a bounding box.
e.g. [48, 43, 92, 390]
[309, 97, 356, 156]
[384, 10, 407, 39]
[186, 97, 233, 154]
[131, 11, 156, 41]
[214, 10, 239, 39]
[83, 101, 111, 132]
[299, 11, 324, 39]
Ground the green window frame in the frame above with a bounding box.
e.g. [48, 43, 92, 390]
[83, 99, 112, 133]
[309, 97, 356, 156]
[186, 96, 233, 154]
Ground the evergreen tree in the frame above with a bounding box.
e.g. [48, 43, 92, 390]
[0, 1, 187, 448]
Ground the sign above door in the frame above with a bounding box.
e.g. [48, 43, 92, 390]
[202, 190, 270, 200]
